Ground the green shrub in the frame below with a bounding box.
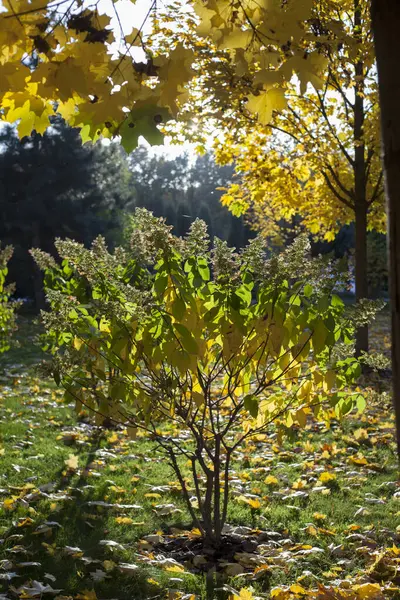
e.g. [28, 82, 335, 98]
[33, 209, 361, 547]
[0, 244, 17, 354]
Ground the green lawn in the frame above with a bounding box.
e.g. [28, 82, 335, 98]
[0, 316, 399, 600]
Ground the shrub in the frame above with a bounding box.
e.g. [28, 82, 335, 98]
[0, 244, 17, 354]
[33, 209, 361, 547]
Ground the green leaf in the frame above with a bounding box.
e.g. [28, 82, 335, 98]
[244, 394, 258, 418]
[331, 294, 344, 308]
[154, 274, 168, 296]
[197, 257, 210, 281]
[356, 393, 366, 412]
[235, 285, 252, 306]
[92, 286, 103, 300]
[317, 295, 330, 313]
[110, 382, 126, 401]
[312, 319, 328, 354]
[170, 348, 191, 373]
[120, 105, 171, 153]
[303, 284, 313, 297]
[172, 297, 186, 320]
[173, 323, 198, 354]
[289, 294, 301, 307]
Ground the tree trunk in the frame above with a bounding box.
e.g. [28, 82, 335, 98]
[213, 435, 223, 544]
[354, 199, 368, 355]
[371, 0, 400, 456]
[354, 0, 369, 355]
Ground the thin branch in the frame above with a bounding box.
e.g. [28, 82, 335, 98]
[165, 446, 204, 534]
[329, 71, 355, 115]
[325, 163, 354, 201]
[267, 124, 303, 145]
[315, 90, 355, 167]
[4, 0, 72, 18]
[108, 0, 157, 81]
[365, 147, 375, 182]
[321, 170, 355, 209]
[368, 170, 384, 206]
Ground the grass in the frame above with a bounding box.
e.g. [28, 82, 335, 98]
[0, 316, 399, 599]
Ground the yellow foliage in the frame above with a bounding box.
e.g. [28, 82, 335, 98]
[237, 495, 261, 510]
[313, 512, 327, 521]
[64, 454, 79, 470]
[115, 517, 134, 525]
[319, 471, 337, 483]
[352, 583, 383, 599]
[264, 475, 279, 486]
[0, 0, 344, 151]
[177, 0, 385, 245]
[76, 591, 98, 600]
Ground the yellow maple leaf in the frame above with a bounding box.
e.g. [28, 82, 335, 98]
[65, 454, 79, 470]
[3, 496, 18, 510]
[305, 525, 318, 536]
[165, 564, 185, 573]
[218, 28, 253, 50]
[281, 51, 329, 94]
[289, 583, 307, 594]
[246, 88, 287, 125]
[313, 512, 327, 521]
[354, 428, 369, 440]
[264, 475, 279, 486]
[319, 471, 336, 483]
[237, 495, 261, 509]
[17, 517, 34, 528]
[353, 582, 383, 600]
[115, 517, 133, 525]
[103, 560, 116, 571]
[270, 588, 290, 600]
[107, 432, 119, 444]
[390, 545, 400, 556]
[349, 454, 368, 466]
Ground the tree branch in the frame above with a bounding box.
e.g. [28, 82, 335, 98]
[321, 170, 355, 210]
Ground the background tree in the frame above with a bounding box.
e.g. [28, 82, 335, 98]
[0, 125, 252, 307]
[0, 119, 134, 306]
[127, 147, 253, 243]
[162, 0, 383, 354]
[127, 147, 190, 216]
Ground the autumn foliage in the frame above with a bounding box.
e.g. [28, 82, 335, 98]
[1, 0, 353, 149]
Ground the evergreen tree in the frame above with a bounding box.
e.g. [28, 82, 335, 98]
[0, 119, 134, 305]
[126, 146, 253, 245]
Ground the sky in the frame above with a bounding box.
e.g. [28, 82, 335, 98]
[103, 0, 153, 54]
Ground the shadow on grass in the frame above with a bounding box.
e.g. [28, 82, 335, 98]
[3, 430, 160, 600]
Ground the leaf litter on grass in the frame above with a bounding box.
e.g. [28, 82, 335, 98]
[0, 317, 399, 599]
